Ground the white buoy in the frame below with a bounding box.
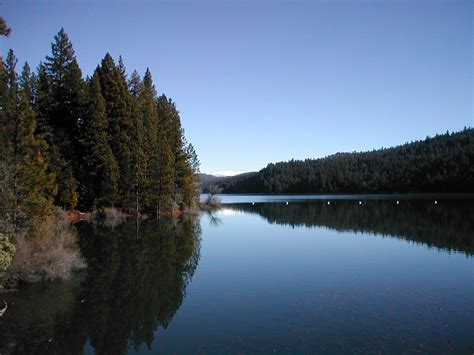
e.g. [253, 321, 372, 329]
[396, 200, 399, 205]
[327, 201, 330, 205]
[359, 201, 362, 205]
[434, 200, 437, 205]
[252, 202, 255, 205]
[286, 201, 288, 205]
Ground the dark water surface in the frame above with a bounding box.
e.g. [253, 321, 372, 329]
[1, 196, 473, 354]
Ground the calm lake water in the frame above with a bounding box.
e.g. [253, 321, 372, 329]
[1, 196, 473, 354]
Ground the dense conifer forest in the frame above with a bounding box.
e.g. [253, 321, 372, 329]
[1, 28, 200, 226]
[215, 129, 474, 194]
[1, 25, 200, 283]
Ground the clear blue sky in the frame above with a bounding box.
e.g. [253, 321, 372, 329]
[2, 0, 472, 175]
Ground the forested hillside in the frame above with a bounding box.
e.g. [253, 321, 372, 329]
[199, 172, 258, 193]
[1, 28, 199, 227]
[219, 129, 474, 193]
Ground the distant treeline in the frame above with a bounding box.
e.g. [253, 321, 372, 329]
[216, 129, 474, 193]
[200, 172, 257, 193]
[1, 29, 199, 227]
[229, 200, 474, 255]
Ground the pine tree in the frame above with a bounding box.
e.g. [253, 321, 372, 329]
[0, 52, 55, 229]
[128, 70, 146, 215]
[96, 54, 133, 208]
[17, 63, 55, 221]
[0, 55, 10, 228]
[139, 68, 160, 214]
[156, 95, 197, 210]
[156, 141, 175, 214]
[184, 142, 200, 208]
[80, 73, 119, 208]
[186, 143, 200, 175]
[0, 56, 9, 156]
[169, 102, 190, 209]
[36, 28, 85, 209]
[0, 51, 18, 225]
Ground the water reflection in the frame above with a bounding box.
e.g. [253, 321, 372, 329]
[0, 216, 201, 355]
[1, 200, 472, 354]
[226, 199, 473, 255]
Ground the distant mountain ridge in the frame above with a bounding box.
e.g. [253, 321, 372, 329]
[199, 172, 257, 193]
[201, 128, 474, 194]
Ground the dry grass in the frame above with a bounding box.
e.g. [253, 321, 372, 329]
[7, 214, 86, 283]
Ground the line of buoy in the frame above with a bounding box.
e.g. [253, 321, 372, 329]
[247, 199, 440, 206]
[248, 199, 440, 207]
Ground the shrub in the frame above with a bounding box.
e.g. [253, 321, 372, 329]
[0, 233, 16, 271]
[7, 215, 85, 283]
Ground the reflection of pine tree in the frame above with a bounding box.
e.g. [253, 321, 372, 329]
[0, 217, 201, 354]
[68, 217, 200, 354]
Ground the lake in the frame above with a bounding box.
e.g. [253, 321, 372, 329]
[1, 195, 473, 354]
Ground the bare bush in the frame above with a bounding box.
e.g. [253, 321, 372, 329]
[200, 185, 222, 211]
[7, 215, 85, 283]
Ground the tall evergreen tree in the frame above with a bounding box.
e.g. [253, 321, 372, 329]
[0, 56, 9, 155]
[184, 142, 200, 207]
[156, 95, 197, 210]
[0, 51, 55, 229]
[80, 73, 119, 208]
[170, 105, 192, 209]
[156, 140, 175, 215]
[17, 63, 55, 222]
[139, 69, 160, 215]
[96, 54, 133, 208]
[185, 143, 200, 175]
[36, 28, 85, 208]
[128, 70, 146, 215]
[0, 51, 18, 225]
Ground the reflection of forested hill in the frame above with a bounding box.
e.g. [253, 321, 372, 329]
[0, 217, 201, 355]
[229, 200, 473, 255]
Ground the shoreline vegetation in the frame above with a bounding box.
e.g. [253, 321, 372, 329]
[0, 216, 202, 353]
[199, 185, 223, 211]
[0, 23, 201, 289]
